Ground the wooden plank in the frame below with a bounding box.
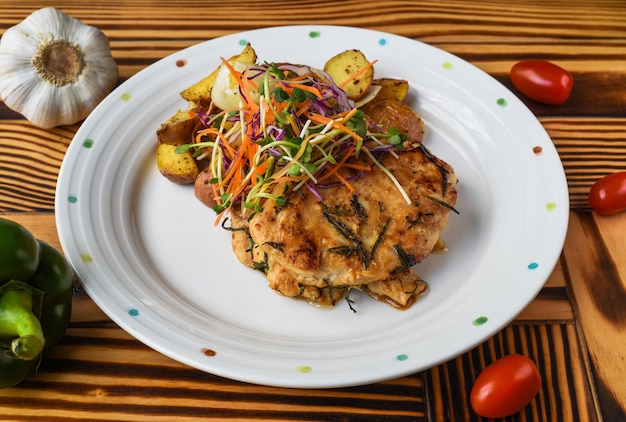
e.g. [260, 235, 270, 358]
[0, 321, 594, 421]
[0, 123, 74, 211]
[0, 328, 428, 421]
[2, 1, 626, 42]
[428, 322, 599, 421]
[563, 212, 626, 420]
[543, 118, 626, 211]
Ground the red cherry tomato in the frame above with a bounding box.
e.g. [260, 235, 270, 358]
[589, 171, 626, 215]
[510, 60, 573, 105]
[470, 354, 541, 418]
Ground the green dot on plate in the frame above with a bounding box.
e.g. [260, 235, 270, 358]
[238, 39, 248, 45]
[396, 354, 408, 361]
[296, 365, 312, 373]
[80, 253, 93, 263]
[68, 195, 77, 203]
[83, 138, 94, 148]
[473, 316, 488, 326]
[309, 31, 321, 38]
[443, 61, 453, 70]
[546, 202, 557, 211]
[497, 98, 507, 107]
[120, 92, 132, 102]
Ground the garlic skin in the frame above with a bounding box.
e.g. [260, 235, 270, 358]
[0, 8, 118, 128]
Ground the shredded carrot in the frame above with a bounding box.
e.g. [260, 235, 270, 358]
[340, 107, 359, 121]
[338, 59, 378, 88]
[287, 114, 300, 136]
[291, 72, 316, 82]
[333, 170, 355, 192]
[195, 128, 237, 156]
[273, 175, 309, 184]
[254, 160, 269, 177]
[285, 82, 323, 99]
[213, 209, 227, 226]
[214, 135, 250, 190]
[316, 147, 356, 183]
[341, 163, 373, 172]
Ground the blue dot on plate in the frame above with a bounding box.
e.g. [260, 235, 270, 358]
[128, 308, 140, 317]
[528, 262, 539, 270]
[378, 38, 387, 46]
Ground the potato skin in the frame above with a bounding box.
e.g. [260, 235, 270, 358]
[372, 78, 409, 102]
[362, 98, 425, 148]
[324, 49, 373, 101]
[156, 109, 199, 145]
[194, 168, 218, 208]
[156, 143, 199, 184]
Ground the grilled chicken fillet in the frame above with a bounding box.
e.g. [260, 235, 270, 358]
[230, 143, 457, 309]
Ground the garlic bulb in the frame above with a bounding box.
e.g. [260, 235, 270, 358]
[0, 8, 118, 128]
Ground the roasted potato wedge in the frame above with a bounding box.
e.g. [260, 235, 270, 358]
[324, 49, 373, 101]
[156, 108, 199, 145]
[180, 43, 257, 102]
[372, 78, 409, 102]
[156, 143, 199, 184]
[362, 98, 425, 148]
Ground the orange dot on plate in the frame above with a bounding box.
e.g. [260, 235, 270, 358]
[202, 348, 217, 357]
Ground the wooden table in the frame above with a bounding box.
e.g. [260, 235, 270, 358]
[1, 1, 625, 420]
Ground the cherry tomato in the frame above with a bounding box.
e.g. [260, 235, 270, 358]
[510, 60, 573, 105]
[589, 171, 626, 215]
[470, 354, 541, 418]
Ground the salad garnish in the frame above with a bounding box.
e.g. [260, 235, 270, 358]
[175, 58, 409, 223]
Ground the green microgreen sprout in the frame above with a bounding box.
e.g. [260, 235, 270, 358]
[386, 128, 406, 148]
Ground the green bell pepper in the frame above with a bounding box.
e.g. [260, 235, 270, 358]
[0, 218, 73, 389]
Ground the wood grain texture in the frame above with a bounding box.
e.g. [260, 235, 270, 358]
[2, 329, 428, 421]
[0, 322, 594, 422]
[0, 123, 75, 211]
[428, 323, 599, 422]
[544, 118, 626, 211]
[564, 212, 626, 420]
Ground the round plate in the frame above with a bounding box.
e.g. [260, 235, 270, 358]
[56, 25, 569, 388]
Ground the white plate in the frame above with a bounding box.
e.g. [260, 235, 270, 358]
[56, 25, 569, 388]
